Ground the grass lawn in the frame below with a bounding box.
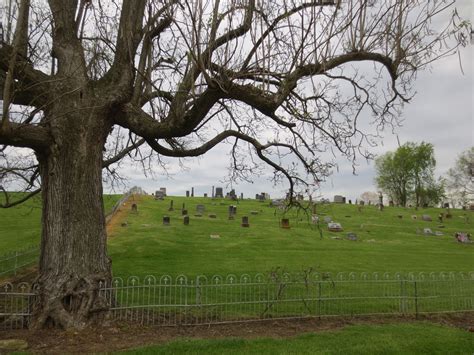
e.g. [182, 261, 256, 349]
[108, 196, 473, 278]
[121, 322, 474, 354]
[0, 194, 121, 253]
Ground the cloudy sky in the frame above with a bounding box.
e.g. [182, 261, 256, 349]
[113, 1, 473, 201]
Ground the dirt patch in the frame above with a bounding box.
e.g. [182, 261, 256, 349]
[0, 313, 473, 353]
[106, 194, 145, 237]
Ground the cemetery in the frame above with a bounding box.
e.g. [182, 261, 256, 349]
[0, 190, 473, 351]
[0, 0, 473, 352]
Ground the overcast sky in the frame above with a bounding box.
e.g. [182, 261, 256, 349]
[111, 1, 473, 201]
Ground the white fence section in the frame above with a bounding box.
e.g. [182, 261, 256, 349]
[2, 271, 473, 330]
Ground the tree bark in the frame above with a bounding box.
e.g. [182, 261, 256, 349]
[30, 96, 113, 329]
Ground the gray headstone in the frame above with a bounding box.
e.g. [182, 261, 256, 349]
[346, 232, 357, 241]
[328, 222, 343, 232]
[196, 204, 205, 214]
[182, 209, 188, 216]
[422, 215, 432, 222]
[280, 218, 290, 229]
[163, 216, 170, 225]
[215, 187, 223, 198]
[241, 216, 249, 227]
[183, 215, 189, 225]
[168, 200, 174, 211]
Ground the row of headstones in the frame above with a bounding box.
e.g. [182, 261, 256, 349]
[162, 215, 251, 227]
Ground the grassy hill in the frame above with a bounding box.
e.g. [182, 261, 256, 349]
[0, 194, 122, 253]
[107, 195, 473, 278]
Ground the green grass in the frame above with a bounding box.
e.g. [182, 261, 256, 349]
[0, 194, 121, 253]
[108, 196, 474, 278]
[121, 322, 474, 354]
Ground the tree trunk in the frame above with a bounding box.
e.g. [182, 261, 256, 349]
[30, 99, 112, 329]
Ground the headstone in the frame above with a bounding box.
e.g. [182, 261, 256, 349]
[423, 228, 433, 235]
[323, 216, 332, 223]
[215, 187, 223, 198]
[191, 187, 194, 197]
[155, 190, 165, 199]
[204, 193, 208, 198]
[434, 231, 444, 236]
[168, 200, 174, 211]
[280, 218, 290, 229]
[131, 203, 138, 213]
[334, 195, 345, 203]
[311, 215, 319, 224]
[240, 192, 243, 200]
[250, 210, 258, 215]
[182, 202, 185, 210]
[241, 216, 250, 227]
[186, 191, 190, 197]
[196, 204, 205, 214]
[163, 216, 170, 225]
[183, 215, 189, 225]
[411, 215, 417, 220]
[212, 186, 215, 198]
[438, 213, 443, 223]
[348, 200, 352, 204]
[228, 189, 237, 200]
[328, 222, 343, 232]
[209, 214, 217, 218]
[346, 232, 357, 241]
[182, 209, 188, 216]
[422, 215, 432, 222]
[359, 200, 365, 206]
[210, 234, 220, 239]
[454, 232, 472, 244]
[397, 215, 403, 219]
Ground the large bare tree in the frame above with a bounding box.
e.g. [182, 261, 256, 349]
[0, 0, 468, 329]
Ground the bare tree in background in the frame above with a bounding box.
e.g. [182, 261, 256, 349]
[0, 0, 469, 329]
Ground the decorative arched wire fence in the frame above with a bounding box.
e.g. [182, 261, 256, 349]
[1, 271, 474, 330]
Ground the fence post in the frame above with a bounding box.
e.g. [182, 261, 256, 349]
[317, 281, 322, 319]
[414, 281, 418, 319]
[14, 251, 18, 276]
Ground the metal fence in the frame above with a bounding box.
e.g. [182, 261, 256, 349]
[2, 271, 473, 330]
[0, 245, 39, 277]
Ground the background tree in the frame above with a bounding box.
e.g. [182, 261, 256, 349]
[375, 142, 443, 207]
[359, 191, 378, 205]
[444, 147, 474, 207]
[0, 0, 468, 329]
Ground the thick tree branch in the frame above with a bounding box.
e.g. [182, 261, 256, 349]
[0, 122, 51, 150]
